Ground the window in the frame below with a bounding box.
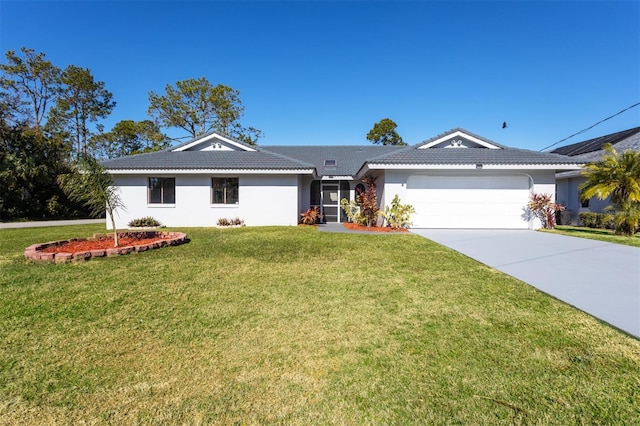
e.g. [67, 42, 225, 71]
[324, 159, 337, 167]
[148, 177, 175, 204]
[212, 177, 239, 204]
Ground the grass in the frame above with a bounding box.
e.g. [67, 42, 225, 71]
[1, 225, 639, 424]
[541, 225, 640, 248]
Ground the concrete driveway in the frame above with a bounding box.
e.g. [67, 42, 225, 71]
[411, 229, 640, 339]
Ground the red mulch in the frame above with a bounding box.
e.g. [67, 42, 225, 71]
[343, 222, 408, 233]
[41, 236, 170, 254]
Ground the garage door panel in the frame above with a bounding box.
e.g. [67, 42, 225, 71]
[407, 175, 529, 229]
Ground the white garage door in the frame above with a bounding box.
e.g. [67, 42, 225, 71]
[407, 175, 530, 229]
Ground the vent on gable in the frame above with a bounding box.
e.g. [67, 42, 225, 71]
[324, 159, 337, 167]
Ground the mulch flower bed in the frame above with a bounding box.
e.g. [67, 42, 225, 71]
[24, 231, 188, 264]
[343, 222, 408, 233]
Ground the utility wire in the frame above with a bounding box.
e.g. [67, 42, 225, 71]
[540, 102, 640, 151]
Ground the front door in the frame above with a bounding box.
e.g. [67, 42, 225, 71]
[320, 181, 350, 223]
[322, 183, 340, 223]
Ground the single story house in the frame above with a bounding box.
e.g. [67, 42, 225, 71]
[553, 126, 640, 224]
[102, 128, 582, 230]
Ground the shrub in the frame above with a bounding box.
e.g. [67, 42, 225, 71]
[217, 217, 245, 227]
[381, 195, 415, 229]
[603, 205, 640, 236]
[579, 212, 618, 230]
[299, 207, 321, 225]
[340, 198, 366, 225]
[128, 216, 162, 228]
[579, 212, 601, 228]
[357, 175, 381, 227]
[527, 193, 564, 229]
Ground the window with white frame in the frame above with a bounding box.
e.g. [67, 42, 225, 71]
[212, 177, 239, 204]
[148, 177, 175, 204]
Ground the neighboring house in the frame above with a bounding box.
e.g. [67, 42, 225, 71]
[553, 127, 640, 224]
[102, 128, 581, 230]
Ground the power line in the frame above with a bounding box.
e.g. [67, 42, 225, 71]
[540, 102, 640, 151]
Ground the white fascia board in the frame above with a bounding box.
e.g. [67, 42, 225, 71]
[556, 170, 584, 179]
[419, 130, 500, 149]
[172, 133, 257, 152]
[321, 175, 353, 180]
[106, 168, 314, 175]
[366, 163, 583, 170]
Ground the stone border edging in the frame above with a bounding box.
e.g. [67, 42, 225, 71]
[24, 231, 188, 264]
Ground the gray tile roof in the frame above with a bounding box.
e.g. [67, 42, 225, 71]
[551, 127, 640, 161]
[102, 128, 582, 175]
[367, 128, 581, 165]
[366, 145, 581, 165]
[102, 150, 315, 171]
[264, 145, 404, 176]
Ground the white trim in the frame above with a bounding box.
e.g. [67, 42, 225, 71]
[321, 175, 353, 180]
[366, 163, 582, 170]
[556, 170, 583, 178]
[106, 168, 315, 175]
[171, 133, 257, 152]
[419, 130, 501, 149]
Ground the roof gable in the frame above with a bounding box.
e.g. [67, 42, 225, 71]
[417, 128, 503, 149]
[171, 133, 257, 152]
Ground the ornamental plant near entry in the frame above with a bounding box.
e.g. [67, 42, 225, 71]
[382, 195, 415, 229]
[340, 198, 365, 225]
[527, 193, 564, 229]
[299, 207, 321, 225]
[357, 175, 380, 227]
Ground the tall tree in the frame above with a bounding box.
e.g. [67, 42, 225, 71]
[47, 65, 115, 155]
[580, 143, 640, 235]
[89, 119, 168, 159]
[147, 77, 262, 144]
[0, 119, 74, 220]
[0, 47, 61, 132]
[366, 118, 406, 146]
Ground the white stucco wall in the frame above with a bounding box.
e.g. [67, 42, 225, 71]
[107, 174, 300, 229]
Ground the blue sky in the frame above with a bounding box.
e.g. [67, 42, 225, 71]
[1, 0, 638, 150]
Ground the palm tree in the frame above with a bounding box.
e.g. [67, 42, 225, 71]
[58, 154, 124, 246]
[579, 143, 640, 234]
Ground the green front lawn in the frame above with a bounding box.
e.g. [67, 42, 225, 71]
[1, 225, 639, 424]
[542, 225, 640, 247]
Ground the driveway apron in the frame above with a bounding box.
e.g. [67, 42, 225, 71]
[411, 229, 640, 339]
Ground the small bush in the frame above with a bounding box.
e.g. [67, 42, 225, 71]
[340, 199, 366, 225]
[300, 207, 321, 225]
[217, 217, 245, 227]
[381, 195, 415, 229]
[527, 193, 564, 229]
[128, 216, 162, 228]
[579, 212, 601, 228]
